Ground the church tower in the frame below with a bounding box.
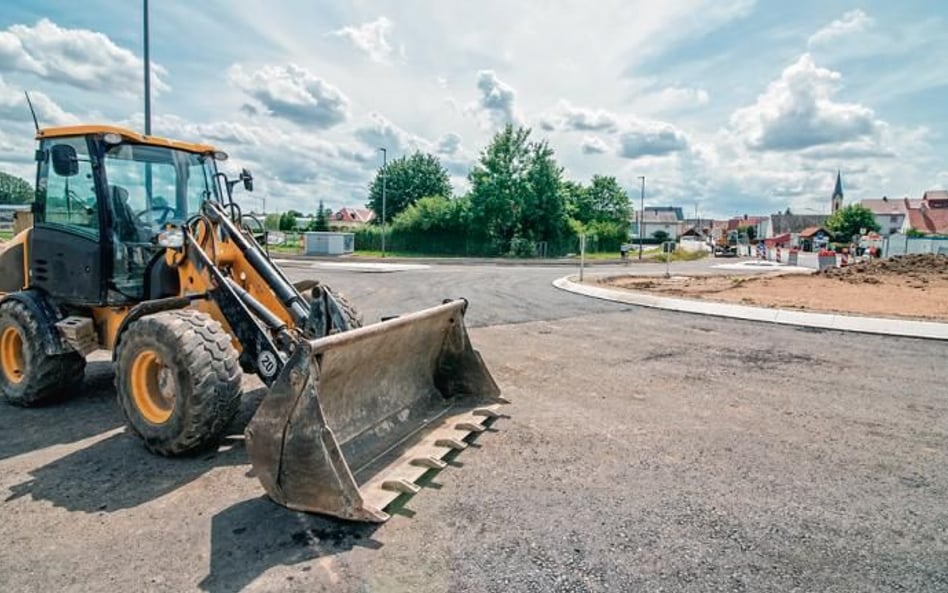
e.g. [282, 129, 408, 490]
[831, 170, 843, 213]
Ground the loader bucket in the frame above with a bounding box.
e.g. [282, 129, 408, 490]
[244, 299, 505, 522]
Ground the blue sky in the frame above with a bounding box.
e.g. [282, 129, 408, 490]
[0, 0, 945, 217]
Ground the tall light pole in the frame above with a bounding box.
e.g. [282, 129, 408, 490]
[638, 175, 645, 260]
[379, 147, 387, 258]
[143, 0, 151, 135]
[143, 0, 153, 201]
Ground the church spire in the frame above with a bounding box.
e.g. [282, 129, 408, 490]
[831, 170, 843, 213]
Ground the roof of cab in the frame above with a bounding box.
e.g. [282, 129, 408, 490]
[36, 124, 217, 154]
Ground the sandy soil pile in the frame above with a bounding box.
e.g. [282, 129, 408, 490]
[820, 254, 948, 285]
[602, 255, 948, 320]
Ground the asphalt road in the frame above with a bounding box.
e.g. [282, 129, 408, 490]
[1, 260, 946, 592]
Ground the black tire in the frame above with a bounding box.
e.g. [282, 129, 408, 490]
[0, 299, 85, 406]
[294, 279, 363, 330]
[329, 288, 363, 329]
[115, 309, 241, 456]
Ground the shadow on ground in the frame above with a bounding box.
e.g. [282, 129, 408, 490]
[0, 360, 123, 461]
[199, 497, 382, 593]
[4, 382, 268, 513]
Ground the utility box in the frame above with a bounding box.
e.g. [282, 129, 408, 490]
[303, 232, 355, 256]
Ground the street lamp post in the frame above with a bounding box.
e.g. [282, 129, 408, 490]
[379, 147, 387, 258]
[143, 0, 151, 135]
[638, 175, 645, 260]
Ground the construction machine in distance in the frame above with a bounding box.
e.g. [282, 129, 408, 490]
[0, 124, 506, 522]
[712, 230, 740, 258]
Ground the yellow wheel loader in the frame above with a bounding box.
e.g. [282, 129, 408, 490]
[0, 125, 505, 522]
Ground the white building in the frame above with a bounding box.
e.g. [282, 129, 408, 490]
[633, 207, 684, 240]
[860, 197, 914, 236]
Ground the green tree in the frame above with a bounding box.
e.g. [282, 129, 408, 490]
[737, 224, 757, 241]
[392, 195, 469, 233]
[309, 200, 330, 231]
[652, 229, 670, 243]
[264, 213, 281, 230]
[586, 175, 630, 224]
[278, 211, 297, 231]
[468, 125, 567, 255]
[367, 152, 451, 222]
[825, 204, 880, 240]
[468, 125, 532, 253]
[0, 171, 33, 204]
[522, 138, 566, 248]
[561, 180, 593, 223]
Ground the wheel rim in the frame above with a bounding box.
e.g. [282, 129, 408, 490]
[130, 349, 175, 424]
[0, 326, 25, 384]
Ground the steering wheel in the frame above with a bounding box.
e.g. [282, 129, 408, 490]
[136, 205, 177, 226]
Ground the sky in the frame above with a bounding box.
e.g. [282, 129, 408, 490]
[0, 0, 945, 218]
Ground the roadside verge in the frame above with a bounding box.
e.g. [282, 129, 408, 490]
[553, 275, 948, 341]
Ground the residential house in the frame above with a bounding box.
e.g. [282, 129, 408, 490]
[860, 196, 915, 236]
[769, 213, 829, 236]
[331, 207, 376, 229]
[679, 225, 709, 241]
[906, 190, 948, 236]
[798, 226, 832, 252]
[634, 206, 684, 240]
[727, 215, 770, 240]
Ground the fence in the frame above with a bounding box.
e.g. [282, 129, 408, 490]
[353, 227, 627, 257]
[883, 234, 948, 257]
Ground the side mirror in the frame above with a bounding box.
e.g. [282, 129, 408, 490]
[241, 168, 253, 192]
[51, 144, 79, 177]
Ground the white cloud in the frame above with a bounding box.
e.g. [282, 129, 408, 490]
[539, 101, 619, 133]
[617, 120, 689, 158]
[353, 112, 429, 155]
[0, 75, 78, 126]
[580, 136, 609, 154]
[331, 17, 394, 63]
[228, 63, 350, 128]
[536, 100, 689, 158]
[650, 86, 710, 111]
[132, 111, 376, 210]
[731, 54, 878, 151]
[472, 70, 521, 128]
[808, 9, 873, 47]
[437, 132, 462, 155]
[0, 18, 168, 94]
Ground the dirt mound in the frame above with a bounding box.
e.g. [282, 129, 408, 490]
[820, 254, 948, 284]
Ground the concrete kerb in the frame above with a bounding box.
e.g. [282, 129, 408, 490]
[553, 275, 948, 341]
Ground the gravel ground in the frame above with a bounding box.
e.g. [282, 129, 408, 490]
[1, 264, 946, 592]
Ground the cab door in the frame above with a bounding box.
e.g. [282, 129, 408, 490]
[29, 136, 108, 305]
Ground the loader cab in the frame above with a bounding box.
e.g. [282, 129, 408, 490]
[31, 126, 224, 305]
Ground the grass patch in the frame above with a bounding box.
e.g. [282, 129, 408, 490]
[654, 250, 709, 263]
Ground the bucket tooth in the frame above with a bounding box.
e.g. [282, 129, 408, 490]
[455, 421, 486, 433]
[381, 479, 422, 494]
[411, 456, 448, 469]
[473, 407, 501, 419]
[435, 437, 468, 450]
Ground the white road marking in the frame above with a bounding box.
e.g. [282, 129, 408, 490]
[712, 260, 813, 273]
[273, 260, 430, 272]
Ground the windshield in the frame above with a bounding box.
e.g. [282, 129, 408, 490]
[102, 142, 219, 228]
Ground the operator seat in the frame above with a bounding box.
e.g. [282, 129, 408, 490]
[109, 185, 147, 243]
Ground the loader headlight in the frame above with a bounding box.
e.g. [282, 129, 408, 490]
[157, 227, 184, 249]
